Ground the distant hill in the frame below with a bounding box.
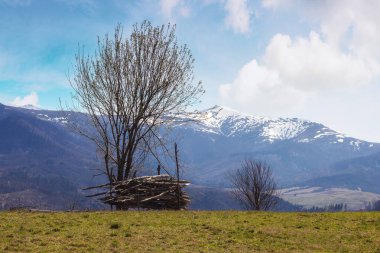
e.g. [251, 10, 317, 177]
[0, 103, 103, 210]
[295, 152, 380, 194]
[187, 185, 301, 211]
[168, 106, 380, 190]
[1, 103, 380, 210]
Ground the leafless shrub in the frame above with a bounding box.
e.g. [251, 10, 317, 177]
[230, 159, 278, 210]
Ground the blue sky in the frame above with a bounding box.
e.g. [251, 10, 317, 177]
[1, 0, 380, 142]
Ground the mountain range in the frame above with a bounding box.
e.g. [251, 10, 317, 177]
[0, 103, 379, 210]
[171, 106, 380, 189]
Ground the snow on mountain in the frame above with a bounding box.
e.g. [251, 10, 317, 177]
[16, 103, 373, 151]
[20, 104, 42, 110]
[2, 102, 380, 209]
[172, 105, 372, 149]
[35, 113, 69, 124]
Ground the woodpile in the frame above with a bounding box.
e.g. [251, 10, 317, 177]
[86, 174, 190, 210]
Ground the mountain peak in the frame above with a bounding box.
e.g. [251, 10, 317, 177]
[184, 106, 372, 146]
[206, 105, 234, 111]
[204, 105, 251, 119]
[20, 104, 41, 110]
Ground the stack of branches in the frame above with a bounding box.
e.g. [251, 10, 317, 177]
[86, 174, 190, 210]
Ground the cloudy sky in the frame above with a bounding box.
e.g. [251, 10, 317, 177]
[1, 0, 380, 142]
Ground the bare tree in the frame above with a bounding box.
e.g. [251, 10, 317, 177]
[68, 21, 203, 206]
[230, 159, 277, 210]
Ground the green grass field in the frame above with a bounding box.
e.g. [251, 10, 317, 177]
[0, 211, 379, 252]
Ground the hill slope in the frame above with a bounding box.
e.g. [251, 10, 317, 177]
[1, 103, 380, 209]
[0, 104, 102, 210]
[169, 106, 380, 188]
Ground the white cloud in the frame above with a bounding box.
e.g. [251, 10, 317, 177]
[160, 0, 179, 17]
[261, 0, 293, 9]
[219, 59, 306, 115]
[11, 92, 39, 107]
[264, 32, 374, 91]
[220, 1, 380, 117]
[263, 0, 380, 67]
[159, 0, 252, 34]
[224, 0, 251, 34]
[318, 1, 380, 71]
[160, 0, 190, 20]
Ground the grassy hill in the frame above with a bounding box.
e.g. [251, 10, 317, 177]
[0, 211, 379, 252]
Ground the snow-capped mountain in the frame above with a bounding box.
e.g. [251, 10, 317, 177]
[162, 105, 380, 189]
[21, 103, 371, 149]
[20, 104, 42, 110]
[1, 102, 380, 210]
[11, 103, 380, 186]
[173, 105, 371, 149]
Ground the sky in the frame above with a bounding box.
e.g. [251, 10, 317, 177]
[1, 0, 380, 142]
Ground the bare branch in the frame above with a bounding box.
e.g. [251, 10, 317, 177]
[67, 21, 203, 209]
[230, 159, 278, 211]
